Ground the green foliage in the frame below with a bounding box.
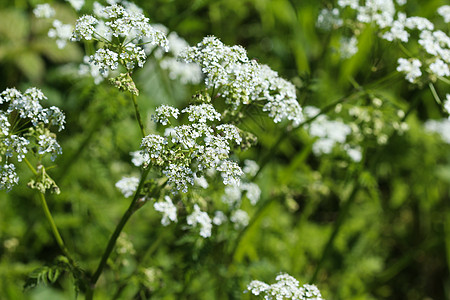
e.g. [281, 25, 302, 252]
[0, 0, 449, 299]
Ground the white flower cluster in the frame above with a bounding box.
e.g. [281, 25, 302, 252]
[424, 118, 450, 144]
[33, 4, 55, 19]
[48, 20, 74, 49]
[115, 176, 140, 197]
[186, 204, 212, 238]
[78, 56, 108, 84]
[0, 164, 19, 191]
[149, 26, 203, 85]
[66, 0, 85, 11]
[0, 88, 65, 191]
[222, 182, 261, 206]
[339, 36, 358, 59]
[316, 8, 343, 30]
[153, 195, 177, 226]
[71, 3, 168, 75]
[444, 94, 450, 115]
[396, 58, 422, 83]
[178, 37, 303, 127]
[318, 2, 450, 83]
[437, 5, 450, 23]
[152, 105, 180, 125]
[247, 273, 323, 300]
[303, 106, 361, 162]
[141, 102, 243, 194]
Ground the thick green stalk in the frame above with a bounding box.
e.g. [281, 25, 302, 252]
[131, 93, 146, 138]
[87, 167, 151, 300]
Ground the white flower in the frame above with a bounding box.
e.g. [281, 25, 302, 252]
[93, 1, 108, 18]
[179, 37, 303, 126]
[78, 56, 108, 84]
[241, 182, 261, 205]
[444, 94, 450, 114]
[337, 0, 359, 9]
[66, 0, 85, 11]
[153, 196, 177, 226]
[212, 211, 227, 225]
[152, 105, 180, 125]
[130, 150, 150, 167]
[340, 36, 359, 59]
[89, 48, 119, 75]
[37, 135, 62, 161]
[424, 119, 450, 143]
[181, 104, 221, 123]
[437, 5, 450, 23]
[222, 185, 242, 206]
[33, 4, 55, 19]
[382, 17, 409, 42]
[4, 135, 29, 162]
[405, 17, 434, 31]
[186, 204, 212, 238]
[115, 176, 139, 197]
[396, 58, 422, 83]
[48, 20, 73, 49]
[429, 59, 450, 77]
[160, 58, 203, 84]
[120, 44, 147, 69]
[243, 160, 259, 177]
[230, 209, 249, 229]
[305, 108, 352, 156]
[316, 8, 343, 30]
[0, 164, 19, 191]
[247, 273, 324, 300]
[162, 163, 194, 193]
[72, 15, 99, 41]
[0, 112, 10, 135]
[193, 174, 209, 189]
[418, 30, 450, 60]
[141, 134, 168, 164]
[345, 146, 363, 162]
[217, 160, 243, 186]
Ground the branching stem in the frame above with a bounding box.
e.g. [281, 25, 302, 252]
[86, 167, 151, 299]
[131, 93, 146, 138]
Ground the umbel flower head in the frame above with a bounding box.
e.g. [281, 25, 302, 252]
[141, 96, 243, 194]
[71, 3, 168, 76]
[178, 36, 303, 127]
[0, 88, 65, 191]
[247, 273, 324, 300]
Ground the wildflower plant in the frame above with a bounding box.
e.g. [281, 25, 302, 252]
[3, 0, 450, 299]
[0, 87, 64, 192]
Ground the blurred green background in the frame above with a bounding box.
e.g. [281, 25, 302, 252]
[0, 0, 449, 299]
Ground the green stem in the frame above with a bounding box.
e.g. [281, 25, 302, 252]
[131, 93, 146, 138]
[23, 158, 74, 263]
[428, 82, 442, 105]
[87, 167, 151, 299]
[38, 192, 75, 264]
